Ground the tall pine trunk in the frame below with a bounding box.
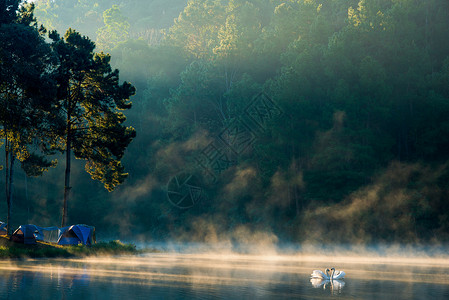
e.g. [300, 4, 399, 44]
[5, 136, 15, 236]
[61, 121, 72, 227]
[8, 153, 14, 235]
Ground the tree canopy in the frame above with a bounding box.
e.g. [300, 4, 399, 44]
[49, 28, 136, 226]
[0, 0, 58, 234]
[1, 1, 136, 230]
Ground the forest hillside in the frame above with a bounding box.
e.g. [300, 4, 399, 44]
[2, 0, 449, 244]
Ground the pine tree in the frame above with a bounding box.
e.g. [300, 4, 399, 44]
[0, 1, 57, 234]
[49, 29, 136, 227]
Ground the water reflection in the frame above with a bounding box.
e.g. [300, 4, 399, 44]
[0, 254, 448, 299]
[310, 278, 345, 295]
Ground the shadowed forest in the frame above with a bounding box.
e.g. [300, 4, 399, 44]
[1, 0, 449, 245]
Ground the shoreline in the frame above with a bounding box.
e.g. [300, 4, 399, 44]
[0, 235, 144, 259]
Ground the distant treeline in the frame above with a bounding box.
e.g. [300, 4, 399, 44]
[4, 0, 449, 244]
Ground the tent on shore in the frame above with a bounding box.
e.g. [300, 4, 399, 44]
[0, 222, 6, 235]
[10, 225, 59, 244]
[57, 225, 96, 246]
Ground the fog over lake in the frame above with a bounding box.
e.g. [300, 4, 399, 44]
[1, 247, 449, 299]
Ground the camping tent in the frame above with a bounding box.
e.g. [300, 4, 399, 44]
[57, 225, 95, 246]
[10, 225, 59, 244]
[0, 222, 6, 235]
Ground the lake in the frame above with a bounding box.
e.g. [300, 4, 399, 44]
[1, 252, 449, 299]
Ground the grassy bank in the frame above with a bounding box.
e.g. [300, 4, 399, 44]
[0, 236, 141, 259]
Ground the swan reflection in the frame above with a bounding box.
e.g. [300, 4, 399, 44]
[310, 278, 345, 294]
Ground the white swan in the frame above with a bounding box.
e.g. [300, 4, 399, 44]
[310, 268, 331, 279]
[330, 267, 345, 280]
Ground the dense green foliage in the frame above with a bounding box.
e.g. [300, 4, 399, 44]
[2, 0, 449, 244]
[0, 1, 58, 234]
[0, 1, 135, 231]
[48, 28, 136, 226]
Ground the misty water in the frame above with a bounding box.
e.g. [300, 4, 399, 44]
[1, 252, 449, 299]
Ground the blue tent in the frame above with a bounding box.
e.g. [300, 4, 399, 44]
[11, 225, 59, 244]
[0, 221, 6, 235]
[57, 225, 95, 246]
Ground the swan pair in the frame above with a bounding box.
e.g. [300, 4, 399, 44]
[310, 268, 345, 280]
